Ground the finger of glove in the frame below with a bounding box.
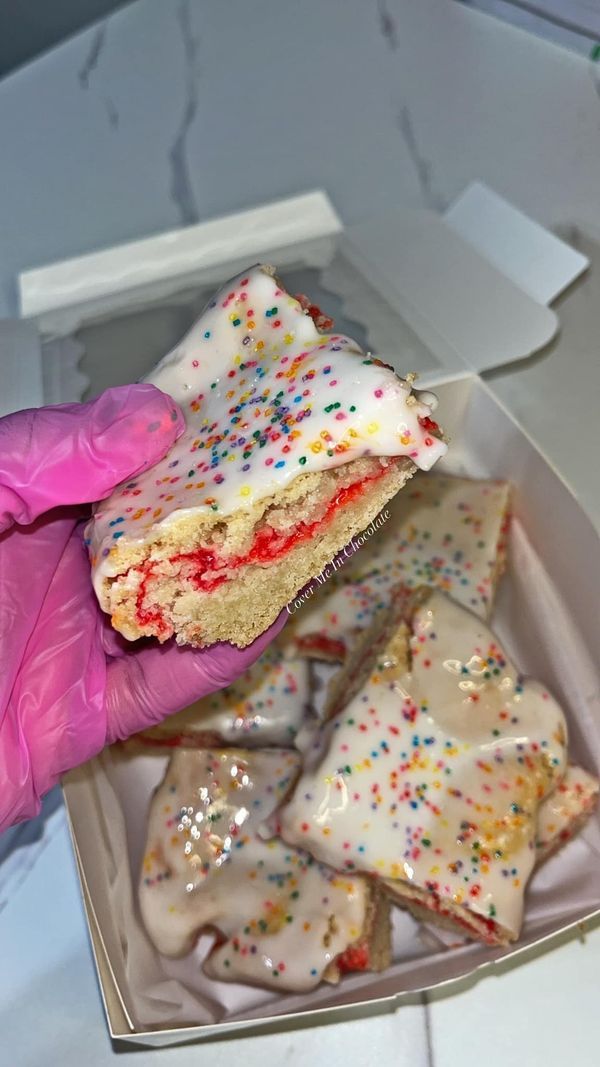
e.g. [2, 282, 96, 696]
[0, 529, 107, 830]
[105, 611, 288, 742]
[0, 384, 183, 532]
[0, 510, 78, 713]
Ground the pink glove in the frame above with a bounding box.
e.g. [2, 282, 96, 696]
[0, 385, 285, 832]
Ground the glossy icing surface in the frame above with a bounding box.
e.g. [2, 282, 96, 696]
[87, 265, 446, 594]
[139, 644, 310, 748]
[365, 475, 511, 616]
[278, 591, 567, 939]
[287, 474, 511, 658]
[535, 764, 599, 858]
[139, 748, 369, 991]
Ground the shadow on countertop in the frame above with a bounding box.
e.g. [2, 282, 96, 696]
[0, 786, 64, 913]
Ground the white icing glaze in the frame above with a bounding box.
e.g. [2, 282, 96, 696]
[278, 590, 567, 940]
[139, 748, 369, 991]
[286, 474, 511, 658]
[139, 644, 310, 748]
[86, 265, 446, 596]
[535, 764, 598, 858]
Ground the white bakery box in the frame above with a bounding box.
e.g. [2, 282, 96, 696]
[3, 187, 600, 1049]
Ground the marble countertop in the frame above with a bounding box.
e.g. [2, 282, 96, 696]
[1, 1, 599, 1064]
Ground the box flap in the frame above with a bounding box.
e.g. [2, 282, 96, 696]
[445, 182, 589, 306]
[340, 209, 561, 378]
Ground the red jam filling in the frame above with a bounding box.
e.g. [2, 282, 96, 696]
[417, 414, 440, 435]
[294, 634, 347, 661]
[138, 732, 184, 748]
[294, 293, 334, 331]
[135, 569, 172, 636]
[336, 940, 371, 974]
[404, 890, 500, 945]
[133, 466, 391, 633]
[136, 730, 220, 749]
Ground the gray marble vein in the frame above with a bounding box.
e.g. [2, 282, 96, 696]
[376, 2, 444, 212]
[169, 0, 201, 226]
[105, 96, 120, 130]
[397, 104, 446, 211]
[77, 21, 119, 132]
[590, 60, 600, 103]
[78, 23, 107, 90]
[377, 0, 399, 51]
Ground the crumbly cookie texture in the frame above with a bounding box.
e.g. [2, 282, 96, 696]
[276, 586, 567, 946]
[133, 640, 310, 750]
[285, 473, 511, 663]
[85, 264, 446, 647]
[139, 748, 390, 991]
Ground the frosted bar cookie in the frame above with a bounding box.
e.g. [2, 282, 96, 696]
[419, 766, 598, 948]
[286, 474, 511, 662]
[277, 587, 567, 945]
[134, 643, 310, 750]
[86, 265, 445, 647]
[139, 748, 390, 991]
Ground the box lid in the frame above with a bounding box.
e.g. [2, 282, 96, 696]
[7, 184, 590, 409]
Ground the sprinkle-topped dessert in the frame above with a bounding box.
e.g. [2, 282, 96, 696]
[286, 474, 511, 662]
[139, 748, 390, 990]
[86, 265, 446, 647]
[535, 764, 599, 861]
[133, 642, 310, 750]
[276, 587, 568, 945]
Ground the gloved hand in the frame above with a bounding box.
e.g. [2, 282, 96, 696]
[0, 385, 286, 832]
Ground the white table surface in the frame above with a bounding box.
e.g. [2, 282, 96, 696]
[1, 2, 600, 1064]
